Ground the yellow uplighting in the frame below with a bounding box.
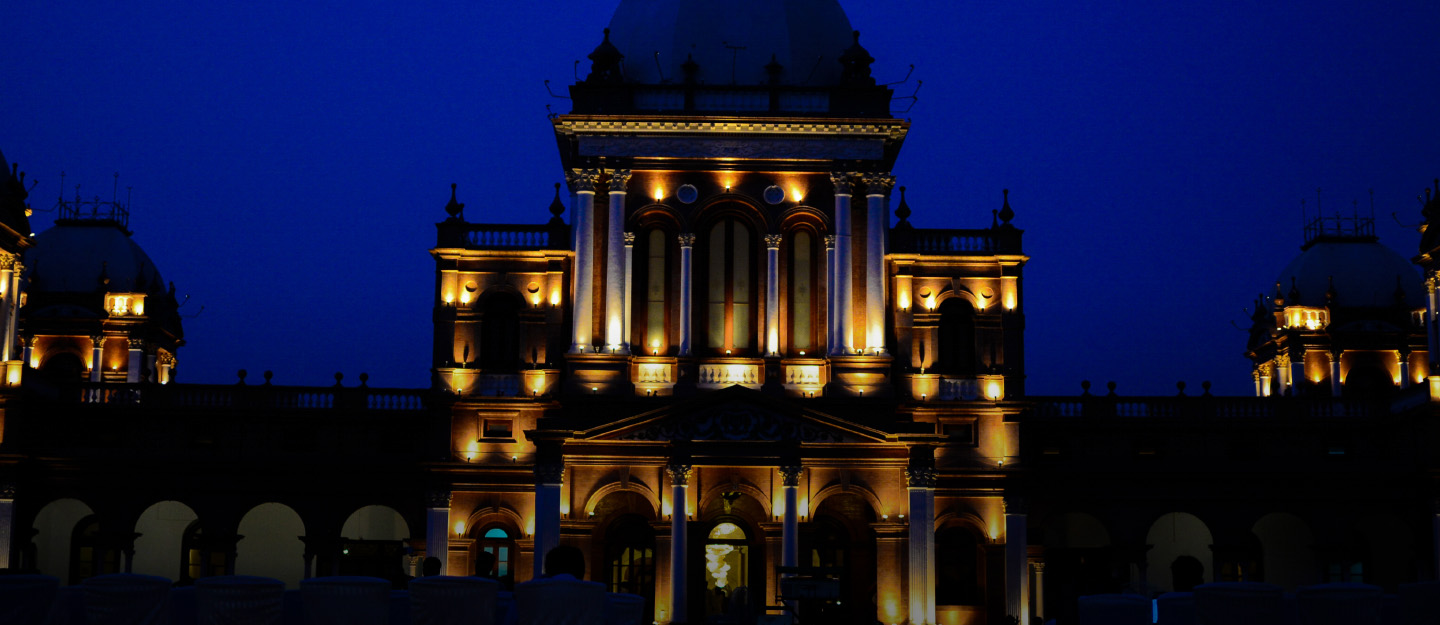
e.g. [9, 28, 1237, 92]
[464, 440, 479, 462]
[549, 290, 561, 306]
[443, 292, 455, 305]
[454, 520, 465, 537]
[525, 517, 535, 537]
[653, 188, 665, 202]
[985, 380, 1003, 401]
[898, 290, 911, 311]
[788, 187, 805, 203]
[133, 300, 145, 315]
[459, 291, 472, 305]
[1004, 292, 1016, 310]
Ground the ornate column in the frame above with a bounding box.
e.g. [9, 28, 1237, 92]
[765, 235, 782, 356]
[1428, 276, 1439, 370]
[0, 483, 13, 569]
[20, 335, 31, 371]
[1275, 353, 1291, 395]
[158, 352, 175, 385]
[824, 235, 837, 355]
[861, 173, 894, 354]
[605, 170, 632, 352]
[1400, 349, 1412, 388]
[126, 338, 144, 383]
[1330, 350, 1342, 396]
[89, 335, 105, 383]
[424, 490, 452, 576]
[568, 169, 601, 353]
[905, 454, 936, 625]
[0, 256, 14, 362]
[534, 462, 564, 577]
[1004, 496, 1028, 625]
[678, 234, 696, 356]
[623, 232, 635, 352]
[830, 174, 855, 355]
[667, 463, 692, 624]
[1252, 369, 1262, 397]
[779, 465, 801, 569]
[1033, 562, 1046, 623]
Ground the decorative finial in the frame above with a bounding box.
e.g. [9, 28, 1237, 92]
[1288, 276, 1301, 305]
[444, 183, 465, 219]
[548, 182, 566, 222]
[998, 188, 1014, 225]
[894, 186, 911, 226]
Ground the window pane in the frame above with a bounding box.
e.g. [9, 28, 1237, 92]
[707, 225, 726, 348]
[647, 230, 667, 350]
[732, 229, 750, 349]
[484, 528, 509, 539]
[793, 232, 812, 350]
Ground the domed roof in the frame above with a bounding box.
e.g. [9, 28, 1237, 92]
[604, 0, 856, 86]
[1276, 239, 1423, 309]
[24, 223, 166, 295]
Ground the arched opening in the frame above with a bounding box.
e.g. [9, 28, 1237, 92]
[1344, 363, 1395, 399]
[803, 492, 877, 625]
[937, 298, 977, 375]
[936, 525, 984, 608]
[70, 515, 118, 585]
[699, 214, 758, 355]
[132, 500, 198, 582]
[30, 498, 94, 585]
[235, 503, 306, 587]
[604, 514, 657, 613]
[180, 520, 230, 583]
[339, 505, 411, 580]
[787, 229, 819, 354]
[479, 293, 522, 372]
[39, 352, 85, 385]
[637, 228, 672, 355]
[1352, 512, 1413, 590]
[692, 490, 767, 622]
[1146, 512, 1214, 593]
[1041, 512, 1113, 625]
[1252, 512, 1317, 590]
[475, 526, 517, 584]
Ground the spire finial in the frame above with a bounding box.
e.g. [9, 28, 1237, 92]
[547, 182, 567, 224]
[998, 188, 1014, 224]
[444, 183, 465, 219]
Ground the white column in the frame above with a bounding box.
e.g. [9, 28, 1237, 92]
[1004, 497, 1028, 625]
[906, 465, 936, 625]
[605, 170, 631, 352]
[424, 490, 452, 576]
[667, 464, 692, 623]
[862, 174, 893, 354]
[534, 463, 563, 577]
[831, 174, 855, 355]
[568, 169, 600, 353]
[678, 234, 696, 356]
[623, 232, 635, 353]
[1033, 562, 1046, 622]
[90, 335, 104, 382]
[780, 465, 801, 568]
[145, 354, 157, 383]
[765, 235, 782, 356]
[1401, 351, 1411, 388]
[1331, 352, 1342, 396]
[824, 235, 837, 355]
[126, 339, 143, 383]
[1252, 370, 1262, 397]
[0, 257, 14, 362]
[1428, 276, 1439, 369]
[0, 483, 13, 569]
[21, 337, 31, 370]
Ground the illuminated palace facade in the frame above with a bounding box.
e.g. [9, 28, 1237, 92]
[5, 2, 1440, 625]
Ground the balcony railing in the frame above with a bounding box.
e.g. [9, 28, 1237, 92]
[67, 382, 430, 412]
[892, 227, 1022, 255]
[438, 221, 568, 250]
[1027, 396, 1385, 419]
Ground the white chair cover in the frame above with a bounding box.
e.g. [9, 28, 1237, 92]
[0, 574, 59, 624]
[1400, 581, 1440, 625]
[1156, 591, 1196, 625]
[514, 576, 606, 625]
[82, 573, 174, 625]
[46, 585, 86, 625]
[1297, 583, 1381, 625]
[195, 575, 285, 625]
[603, 592, 643, 625]
[1194, 582, 1284, 625]
[171, 586, 198, 625]
[1077, 593, 1150, 625]
[409, 576, 498, 625]
[300, 576, 391, 625]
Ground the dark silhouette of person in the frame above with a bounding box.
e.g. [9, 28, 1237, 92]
[422, 556, 443, 577]
[474, 549, 497, 578]
[543, 545, 585, 579]
[1171, 555, 1204, 592]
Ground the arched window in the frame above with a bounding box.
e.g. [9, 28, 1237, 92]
[477, 526, 517, 582]
[69, 515, 116, 585]
[642, 229, 669, 354]
[788, 231, 818, 353]
[937, 299, 977, 375]
[479, 295, 521, 371]
[604, 515, 656, 613]
[182, 521, 227, 583]
[935, 526, 982, 606]
[703, 218, 756, 354]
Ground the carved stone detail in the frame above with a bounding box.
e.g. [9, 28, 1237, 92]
[425, 490, 452, 508]
[623, 232, 636, 245]
[823, 235, 836, 250]
[1002, 495, 1027, 515]
[535, 463, 565, 485]
[778, 465, 803, 487]
[763, 234, 783, 249]
[904, 467, 936, 488]
[619, 404, 844, 443]
[0, 482, 14, 499]
[608, 169, 632, 192]
[666, 463, 693, 486]
[0, 254, 14, 270]
[860, 172, 896, 195]
[566, 168, 601, 193]
[127, 338, 144, 350]
[830, 172, 853, 195]
[91, 335, 106, 348]
[678, 233, 697, 248]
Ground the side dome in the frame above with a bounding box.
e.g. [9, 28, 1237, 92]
[1276, 240, 1423, 310]
[605, 0, 856, 86]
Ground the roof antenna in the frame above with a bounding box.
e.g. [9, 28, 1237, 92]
[891, 79, 923, 114]
[58, 171, 66, 202]
[112, 172, 119, 204]
[572, 60, 581, 83]
[544, 79, 571, 100]
[653, 51, 669, 83]
[881, 63, 915, 87]
[721, 41, 746, 84]
[800, 54, 823, 86]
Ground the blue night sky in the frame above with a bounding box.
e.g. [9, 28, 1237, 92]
[5, 1, 1438, 396]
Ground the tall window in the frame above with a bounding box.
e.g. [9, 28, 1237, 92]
[705, 219, 754, 353]
[935, 526, 982, 605]
[69, 515, 115, 585]
[604, 515, 656, 614]
[479, 295, 521, 371]
[789, 231, 816, 353]
[182, 521, 226, 582]
[478, 527, 516, 582]
[937, 299, 977, 375]
[644, 229, 668, 353]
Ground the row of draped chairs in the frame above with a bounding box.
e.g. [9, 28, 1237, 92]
[0, 572, 644, 625]
[1077, 581, 1440, 625]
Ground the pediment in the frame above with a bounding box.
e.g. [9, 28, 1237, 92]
[578, 387, 890, 443]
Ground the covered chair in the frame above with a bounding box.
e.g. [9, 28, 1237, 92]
[195, 575, 285, 625]
[1156, 591, 1196, 625]
[82, 573, 173, 625]
[603, 592, 644, 625]
[171, 586, 197, 625]
[1193, 582, 1284, 625]
[514, 577, 606, 625]
[1077, 593, 1150, 625]
[0, 574, 59, 624]
[1296, 583, 1380, 625]
[409, 576, 499, 625]
[300, 576, 391, 625]
[48, 585, 87, 625]
[1400, 581, 1440, 625]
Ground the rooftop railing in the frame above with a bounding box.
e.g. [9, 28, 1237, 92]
[68, 382, 430, 413]
[1027, 395, 1385, 419]
[892, 227, 1022, 255]
[438, 221, 568, 251]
